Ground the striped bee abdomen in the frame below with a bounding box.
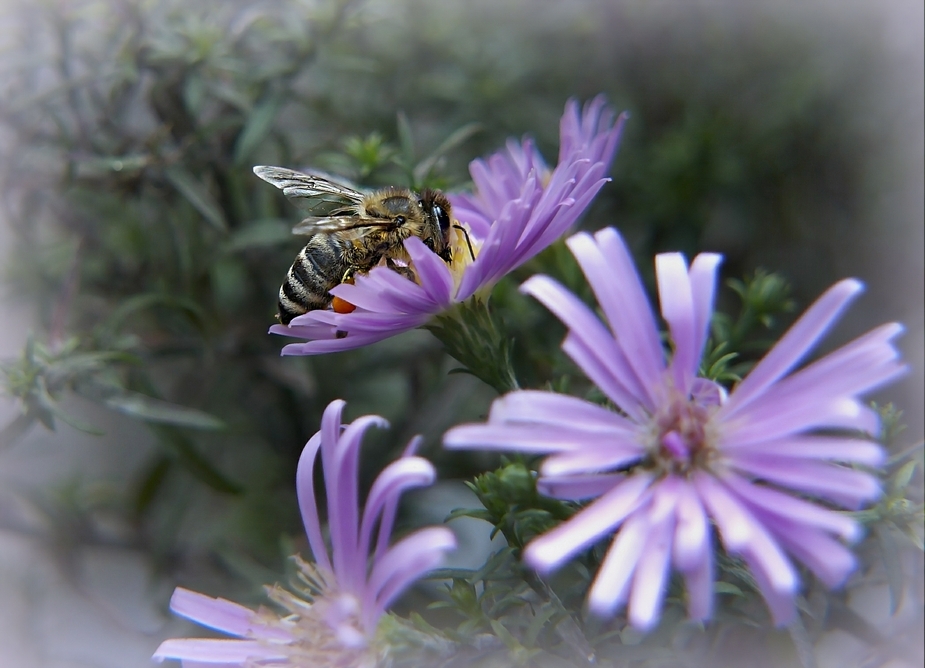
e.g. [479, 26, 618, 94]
[278, 235, 346, 325]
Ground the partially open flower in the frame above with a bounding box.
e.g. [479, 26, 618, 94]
[153, 400, 455, 666]
[270, 96, 627, 354]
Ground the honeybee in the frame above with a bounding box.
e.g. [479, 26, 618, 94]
[254, 166, 454, 325]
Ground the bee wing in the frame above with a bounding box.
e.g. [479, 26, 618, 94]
[253, 166, 365, 216]
[291, 215, 396, 239]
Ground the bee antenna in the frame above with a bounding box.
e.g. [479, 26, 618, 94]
[453, 224, 476, 261]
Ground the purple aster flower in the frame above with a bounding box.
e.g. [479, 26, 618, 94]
[270, 96, 627, 354]
[153, 399, 456, 666]
[444, 227, 906, 630]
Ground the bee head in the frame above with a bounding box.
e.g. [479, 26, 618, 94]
[420, 189, 453, 262]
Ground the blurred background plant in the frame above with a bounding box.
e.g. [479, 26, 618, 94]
[0, 0, 921, 666]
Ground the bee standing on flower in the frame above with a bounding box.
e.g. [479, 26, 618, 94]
[253, 166, 454, 324]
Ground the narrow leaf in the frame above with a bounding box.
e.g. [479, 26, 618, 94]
[413, 122, 481, 184]
[132, 455, 173, 516]
[892, 460, 918, 494]
[233, 94, 282, 166]
[222, 219, 293, 252]
[153, 426, 243, 495]
[165, 166, 228, 232]
[97, 293, 207, 340]
[875, 525, 905, 614]
[102, 391, 225, 430]
[0, 413, 35, 450]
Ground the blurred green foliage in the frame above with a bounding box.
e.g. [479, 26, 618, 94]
[0, 0, 920, 665]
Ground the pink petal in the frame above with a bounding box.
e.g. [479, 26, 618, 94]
[404, 236, 456, 304]
[540, 443, 644, 477]
[152, 639, 287, 664]
[537, 473, 625, 500]
[682, 535, 714, 622]
[561, 333, 650, 423]
[673, 482, 710, 571]
[444, 423, 597, 454]
[357, 456, 436, 568]
[692, 472, 753, 549]
[296, 431, 331, 573]
[363, 527, 456, 630]
[628, 505, 675, 631]
[567, 229, 665, 409]
[728, 453, 880, 508]
[740, 548, 798, 626]
[656, 252, 698, 391]
[487, 390, 638, 434]
[281, 330, 411, 354]
[688, 253, 723, 377]
[718, 279, 864, 420]
[328, 415, 389, 591]
[587, 510, 651, 615]
[759, 521, 858, 588]
[722, 397, 882, 446]
[722, 434, 885, 466]
[524, 473, 654, 572]
[722, 473, 861, 541]
[719, 483, 799, 598]
[520, 274, 650, 419]
[166, 589, 291, 642]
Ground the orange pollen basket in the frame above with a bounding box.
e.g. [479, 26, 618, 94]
[332, 277, 357, 314]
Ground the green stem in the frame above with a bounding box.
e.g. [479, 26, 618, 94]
[425, 298, 519, 394]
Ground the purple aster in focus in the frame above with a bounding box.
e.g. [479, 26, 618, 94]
[270, 96, 627, 354]
[153, 399, 456, 666]
[445, 227, 906, 630]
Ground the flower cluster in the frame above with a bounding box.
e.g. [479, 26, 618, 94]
[445, 226, 906, 629]
[153, 400, 455, 666]
[270, 96, 627, 354]
[157, 97, 908, 665]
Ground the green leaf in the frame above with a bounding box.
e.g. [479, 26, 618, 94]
[233, 94, 282, 166]
[216, 547, 284, 589]
[183, 71, 205, 117]
[96, 293, 208, 340]
[713, 581, 745, 597]
[875, 525, 905, 614]
[489, 619, 523, 653]
[826, 597, 884, 646]
[153, 426, 243, 495]
[786, 614, 818, 668]
[46, 406, 105, 436]
[35, 381, 104, 434]
[396, 110, 415, 162]
[132, 455, 173, 516]
[222, 219, 294, 253]
[0, 413, 35, 450]
[45, 351, 138, 387]
[413, 122, 481, 185]
[523, 603, 557, 648]
[446, 507, 494, 523]
[102, 390, 225, 430]
[206, 80, 254, 112]
[165, 166, 228, 232]
[892, 459, 918, 494]
[426, 299, 520, 394]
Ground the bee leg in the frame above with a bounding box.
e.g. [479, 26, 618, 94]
[385, 257, 416, 281]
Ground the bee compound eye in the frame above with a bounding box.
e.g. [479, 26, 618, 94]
[433, 205, 450, 232]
